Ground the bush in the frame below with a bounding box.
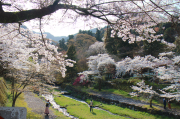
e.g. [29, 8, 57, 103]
[111, 78, 141, 92]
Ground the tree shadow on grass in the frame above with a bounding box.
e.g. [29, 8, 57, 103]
[92, 112, 96, 115]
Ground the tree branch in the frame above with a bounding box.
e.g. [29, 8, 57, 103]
[0, 3, 113, 23]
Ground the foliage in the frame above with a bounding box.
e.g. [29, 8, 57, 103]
[105, 29, 140, 58]
[143, 40, 166, 57]
[163, 27, 176, 43]
[54, 72, 65, 84]
[95, 28, 102, 42]
[67, 34, 96, 73]
[0, 24, 75, 106]
[76, 58, 88, 73]
[174, 36, 180, 54]
[58, 38, 68, 51]
[68, 35, 74, 41]
[0, 1, 179, 49]
[161, 22, 180, 43]
[79, 29, 94, 36]
[111, 78, 141, 91]
[65, 44, 78, 83]
[93, 76, 106, 91]
[67, 34, 96, 58]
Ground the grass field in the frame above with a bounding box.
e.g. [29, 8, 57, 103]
[77, 86, 180, 110]
[54, 95, 128, 119]
[54, 94, 172, 119]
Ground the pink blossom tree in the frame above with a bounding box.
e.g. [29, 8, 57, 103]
[0, 24, 75, 106]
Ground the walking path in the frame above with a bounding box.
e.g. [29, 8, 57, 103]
[88, 90, 180, 116]
[24, 92, 57, 119]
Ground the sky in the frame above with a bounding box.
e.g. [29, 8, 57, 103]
[25, 21, 97, 37]
[24, 10, 107, 37]
[21, 1, 107, 37]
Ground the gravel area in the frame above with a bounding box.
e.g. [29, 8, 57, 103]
[24, 92, 57, 119]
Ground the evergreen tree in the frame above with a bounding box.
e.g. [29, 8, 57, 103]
[105, 28, 117, 54]
[105, 28, 139, 58]
[78, 29, 94, 36]
[143, 40, 165, 57]
[163, 27, 176, 43]
[59, 38, 68, 51]
[95, 28, 102, 42]
[68, 35, 74, 41]
[65, 44, 78, 82]
[174, 36, 180, 54]
[87, 30, 93, 36]
[79, 30, 82, 34]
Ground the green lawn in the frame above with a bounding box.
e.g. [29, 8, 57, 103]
[54, 94, 172, 119]
[85, 99, 171, 119]
[54, 95, 128, 119]
[76, 86, 180, 110]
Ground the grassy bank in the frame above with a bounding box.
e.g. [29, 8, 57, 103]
[85, 99, 171, 119]
[54, 94, 171, 119]
[74, 85, 180, 110]
[54, 95, 128, 119]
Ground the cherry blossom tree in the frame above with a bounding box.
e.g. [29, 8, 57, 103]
[0, 24, 75, 106]
[87, 41, 107, 56]
[116, 55, 157, 78]
[79, 54, 115, 79]
[130, 80, 158, 107]
[129, 52, 180, 107]
[0, 0, 179, 41]
[130, 79, 180, 107]
[0, 0, 180, 106]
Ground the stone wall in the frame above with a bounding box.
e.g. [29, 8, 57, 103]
[0, 107, 27, 119]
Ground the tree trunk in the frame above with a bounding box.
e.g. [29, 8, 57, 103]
[98, 79, 101, 91]
[12, 98, 16, 107]
[12, 77, 15, 107]
[150, 98, 152, 107]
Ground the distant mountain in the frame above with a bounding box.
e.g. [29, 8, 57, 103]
[40, 32, 68, 42]
[90, 28, 97, 33]
[21, 25, 106, 42]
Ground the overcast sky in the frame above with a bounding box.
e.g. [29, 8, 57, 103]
[24, 10, 107, 37]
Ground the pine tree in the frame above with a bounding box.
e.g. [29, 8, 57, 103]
[65, 44, 78, 82]
[143, 40, 165, 57]
[68, 35, 74, 41]
[59, 38, 68, 51]
[105, 28, 117, 54]
[95, 28, 102, 42]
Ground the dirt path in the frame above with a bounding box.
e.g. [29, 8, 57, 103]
[88, 90, 180, 116]
[24, 92, 57, 119]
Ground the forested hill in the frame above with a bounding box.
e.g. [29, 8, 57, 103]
[43, 27, 98, 42]
[42, 32, 68, 42]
